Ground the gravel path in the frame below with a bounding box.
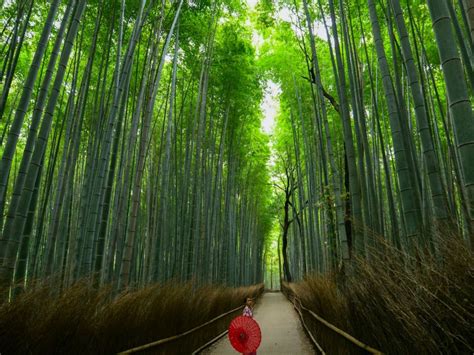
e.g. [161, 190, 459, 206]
[201, 292, 315, 354]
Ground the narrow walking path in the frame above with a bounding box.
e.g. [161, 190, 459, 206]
[202, 292, 314, 354]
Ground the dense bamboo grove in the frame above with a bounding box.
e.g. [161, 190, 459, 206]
[0, 0, 473, 306]
[0, 0, 273, 295]
[261, 0, 474, 280]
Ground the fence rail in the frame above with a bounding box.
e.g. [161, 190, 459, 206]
[283, 285, 383, 355]
[118, 285, 265, 354]
[118, 305, 243, 354]
[289, 294, 326, 354]
[191, 329, 229, 355]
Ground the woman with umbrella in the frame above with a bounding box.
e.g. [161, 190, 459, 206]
[228, 297, 261, 355]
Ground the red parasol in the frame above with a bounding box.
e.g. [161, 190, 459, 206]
[228, 315, 261, 353]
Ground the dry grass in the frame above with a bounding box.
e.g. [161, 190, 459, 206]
[285, 234, 474, 354]
[0, 281, 263, 354]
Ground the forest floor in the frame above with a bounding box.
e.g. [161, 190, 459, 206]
[201, 292, 314, 354]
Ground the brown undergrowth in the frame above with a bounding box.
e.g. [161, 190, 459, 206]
[285, 234, 474, 354]
[0, 281, 263, 354]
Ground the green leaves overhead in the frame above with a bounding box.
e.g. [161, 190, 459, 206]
[0, 0, 273, 292]
[260, 0, 474, 280]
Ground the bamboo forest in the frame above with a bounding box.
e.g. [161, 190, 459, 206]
[0, 0, 473, 353]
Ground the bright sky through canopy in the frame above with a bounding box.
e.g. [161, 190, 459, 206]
[246, 0, 258, 8]
[243, 0, 279, 135]
[261, 81, 280, 135]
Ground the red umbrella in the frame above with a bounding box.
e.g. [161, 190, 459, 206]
[228, 315, 261, 353]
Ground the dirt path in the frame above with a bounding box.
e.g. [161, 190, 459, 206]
[201, 292, 314, 354]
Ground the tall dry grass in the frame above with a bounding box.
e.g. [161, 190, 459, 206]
[286, 233, 474, 354]
[0, 281, 263, 354]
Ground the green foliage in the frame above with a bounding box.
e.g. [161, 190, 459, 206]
[0, 0, 472, 300]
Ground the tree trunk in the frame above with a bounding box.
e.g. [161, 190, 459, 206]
[427, 0, 474, 243]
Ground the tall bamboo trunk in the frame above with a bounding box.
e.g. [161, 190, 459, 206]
[0, 0, 61, 230]
[0, 0, 87, 290]
[367, 0, 422, 247]
[463, 0, 474, 45]
[427, 0, 474, 243]
[389, 0, 450, 226]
